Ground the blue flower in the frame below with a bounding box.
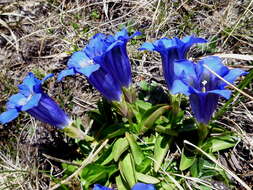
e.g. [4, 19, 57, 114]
[0, 73, 71, 129]
[58, 29, 140, 101]
[171, 56, 247, 124]
[93, 183, 156, 190]
[93, 184, 113, 190]
[140, 35, 207, 89]
[132, 183, 156, 190]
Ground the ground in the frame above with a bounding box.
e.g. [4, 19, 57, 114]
[0, 0, 252, 189]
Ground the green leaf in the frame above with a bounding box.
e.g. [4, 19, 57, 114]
[103, 124, 127, 139]
[153, 135, 172, 172]
[190, 158, 200, 177]
[116, 175, 128, 190]
[105, 127, 127, 139]
[180, 148, 196, 171]
[113, 138, 129, 162]
[207, 135, 238, 152]
[136, 172, 160, 184]
[96, 144, 114, 165]
[125, 132, 144, 165]
[135, 100, 152, 112]
[139, 105, 171, 134]
[138, 81, 150, 91]
[80, 164, 117, 188]
[119, 154, 137, 188]
[62, 163, 78, 176]
[136, 158, 152, 173]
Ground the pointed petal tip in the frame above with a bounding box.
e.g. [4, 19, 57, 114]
[57, 69, 75, 82]
[0, 109, 19, 124]
[139, 42, 155, 51]
[182, 35, 208, 44]
[41, 73, 54, 84]
[209, 89, 231, 99]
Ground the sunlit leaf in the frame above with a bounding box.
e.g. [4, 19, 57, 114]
[180, 148, 196, 171]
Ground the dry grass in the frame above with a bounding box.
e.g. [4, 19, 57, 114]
[0, 0, 252, 189]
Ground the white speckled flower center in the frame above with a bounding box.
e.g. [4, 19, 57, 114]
[19, 94, 32, 106]
[79, 59, 94, 68]
[201, 80, 207, 93]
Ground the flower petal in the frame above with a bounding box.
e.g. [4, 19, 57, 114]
[57, 68, 76, 81]
[27, 93, 70, 129]
[208, 89, 231, 99]
[18, 84, 31, 97]
[88, 70, 122, 101]
[21, 93, 42, 111]
[181, 35, 207, 45]
[171, 80, 191, 95]
[221, 68, 248, 87]
[76, 64, 100, 77]
[130, 31, 141, 38]
[0, 109, 19, 124]
[106, 40, 123, 52]
[198, 56, 229, 77]
[155, 37, 176, 51]
[139, 42, 155, 51]
[21, 72, 40, 92]
[41, 73, 54, 84]
[132, 183, 156, 190]
[114, 28, 129, 39]
[174, 60, 196, 78]
[67, 51, 93, 68]
[102, 45, 132, 87]
[190, 93, 219, 124]
[7, 93, 27, 109]
[93, 184, 113, 190]
[84, 33, 108, 58]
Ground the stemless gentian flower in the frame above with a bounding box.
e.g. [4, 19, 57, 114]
[140, 35, 207, 89]
[93, 184, 113, 190]
[93, 183, 156, 190]
[171, 56, 247, 124]
[0, 73, 71, 129]
[132, 183, 156, 190]
[58, 29, 140, 101]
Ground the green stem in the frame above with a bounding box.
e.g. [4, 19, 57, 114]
[170, 94, 181, 124]
[198, 123, 209, 145]
[155, 125, 178, 136]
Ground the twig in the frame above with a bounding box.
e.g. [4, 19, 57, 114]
[222, 0, 253, 46]
[42, 153, 81, 167]
[184, 140, 251, 190]
[213, 53, 253, 61]
[48, 139, 109, 190]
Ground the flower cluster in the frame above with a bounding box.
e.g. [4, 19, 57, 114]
[0, 29, 247, 130]
[0, 28, 249, 190]
[141, 37, 247, 124]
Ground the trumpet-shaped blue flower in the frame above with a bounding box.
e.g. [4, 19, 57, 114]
[171, 56, 247, 124]
[93, 183, 156, 190]
[132, 183, 156, 190]
[140, 35, 207, 89]
[93, 184, 112, 190]
[0, 73, 71, 129]
[58, 29, 140, 101]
